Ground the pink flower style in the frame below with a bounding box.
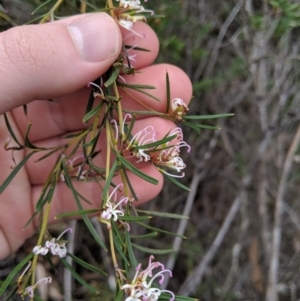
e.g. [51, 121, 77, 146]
[33, 228, 72, 258]
[122, 42, 137, 71]
[121, 255, 175, 301]
[125, 126, 156, 163]
[151, 128, 190, 178]
[100, 183, 129, 222]
[24, 277, 52, 299]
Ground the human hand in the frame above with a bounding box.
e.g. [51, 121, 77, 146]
[0, 13, 192, 260]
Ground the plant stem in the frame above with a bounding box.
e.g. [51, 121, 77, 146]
[107, 0, 115, 18]
[40, 0, 65, 24]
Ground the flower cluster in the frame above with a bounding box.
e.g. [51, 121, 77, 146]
[123, 112, 190, 177]
[115, 0, 154, 36]
[100, 183, 128, 222]
[24, 277, 52, 299]
[121, 255, 175, 301]
[125, 125, 156, 163]
[32, 228, 72, 258]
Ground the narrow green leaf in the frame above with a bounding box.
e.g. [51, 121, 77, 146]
[118, 82, 161, 102]
[118, 83, 156, 90]
[0, 4, 6, 13]
[76, 191, 93, 205]
[83, 102, 103, 123]
[5, 286, 17, 301]
[23, 105, 28, 116]
[195, 124, 220, 130]
[114, 151, 158, 185]
[122, 168, 138, 201]
[67, 253, 106, 275]
[23, 211, 39, 229]
[125, 231, 138, 268]
[121, 109, 164, 117]
[113, 233, 130, 266]
[183, 113, 234, 120]
[118, 215, 151, 221]
[104, 66, 121, 87]
[63, 130, 87, 139]
[136, 221, 186, 238]
[0, 152, 34, 193]
[61, 259, 99, 294]
[132, 243, 175, 255]
[182, 121, 201, 134]
[136, 209, 189, 219]
[111, 220, 126, 248]
[115, 289, 124, 301]
[88, 159, 107, 177]
[124, 45, 151, 52]
[184, 121, 220, 130]
[133, 134, 176, 150]
[85, 84, 96, 117]
[62, 163, 107, 250]
[159, 294, 199, 301]
[165, 72, 171, 113]
[130, 232, 158, 239]
[0, 253, 33, 296]
[0, 11, 17, 27]
[31, 0, 52, 14]
[36, 180, 56, 211]
[35, 147, 63, 162]
[55, 209, 99, 219]
[4, 113, 22, 147]
[34, 295, 45, 301]
[24, 123, 48, 150]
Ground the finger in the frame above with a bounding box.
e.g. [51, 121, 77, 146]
[120, 22, 159, 69]
[0, 13, 122, 114]
[0, 113, 32, 259]
[120, 63, 193, 112]
[12, 64, 192, 141]
[23, 117, 177, 185]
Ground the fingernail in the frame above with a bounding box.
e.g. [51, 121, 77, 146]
[68, 13, 120, 62]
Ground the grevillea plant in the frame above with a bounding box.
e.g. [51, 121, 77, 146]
[0, 1, 232, 300]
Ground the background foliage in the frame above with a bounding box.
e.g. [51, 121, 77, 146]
[2, 0, 300, 300]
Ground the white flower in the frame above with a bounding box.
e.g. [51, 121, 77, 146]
[24, 277, 52, 298]
[101, 184, 128, 222]
[126, 126, 156, 162]
[150, 127, 190, 177]
[33, 228, 72, 258]
[121, 256, 175, 301]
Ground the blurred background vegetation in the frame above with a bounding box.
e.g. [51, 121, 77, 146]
[2, 0, 300, 300]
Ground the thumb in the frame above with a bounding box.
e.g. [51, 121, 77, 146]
[0, 13, 122, 113]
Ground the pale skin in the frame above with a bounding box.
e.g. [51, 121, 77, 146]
[0, 13, 192, 260]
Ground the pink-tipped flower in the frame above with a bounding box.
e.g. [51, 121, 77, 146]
[121, 255, 175, 301]
[24, 277, 52, 298]
[125, 126, 156, 163]
[32, 228, 72, 258]
[101, 184, 129, 222]
[150, 128, 190, 177]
